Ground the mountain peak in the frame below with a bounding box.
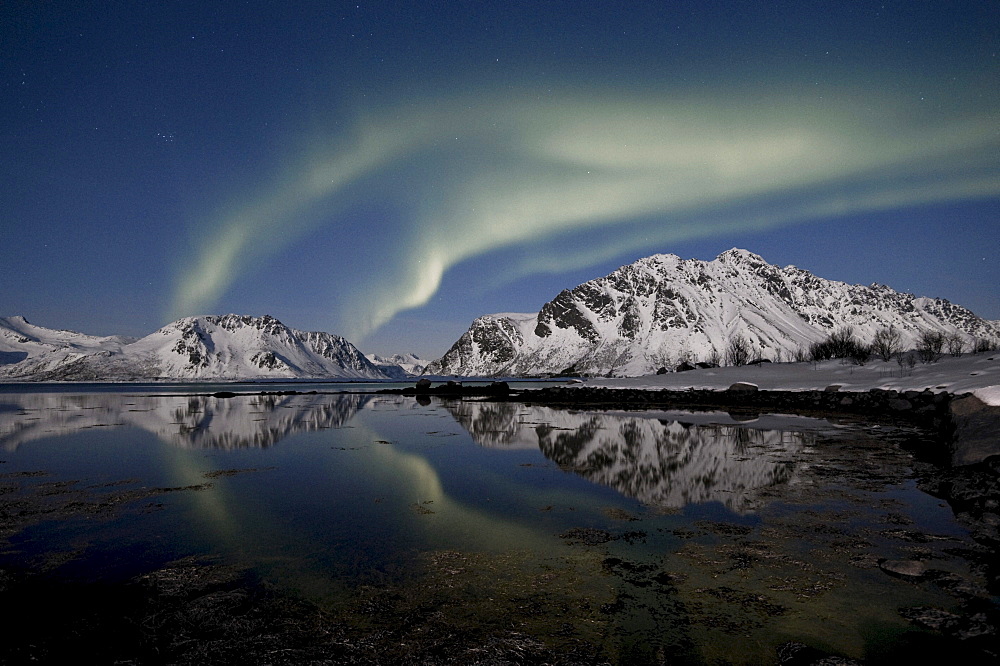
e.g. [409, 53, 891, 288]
[715, 248, 765, 264]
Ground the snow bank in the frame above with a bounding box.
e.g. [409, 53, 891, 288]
[583, 353, 1000, 398]
[973, 385, 1000, 407]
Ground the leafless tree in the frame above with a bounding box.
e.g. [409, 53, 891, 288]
[706, 347, 721, 367]
[946, 332, 965, 357]
[848, 343, 872, 366]
[871, 327, 902, 362]
[916, 330, 945, 363]
[726, 333, 751, 367]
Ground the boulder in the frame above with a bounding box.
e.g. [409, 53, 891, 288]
[949, 394, 1000, 465]
[488, 381, 510, 396]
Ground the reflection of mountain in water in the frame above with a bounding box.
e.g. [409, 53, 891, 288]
[447, 402, 810, 513]
[0, 392, 380, 451]
[445, 401, 540, 449]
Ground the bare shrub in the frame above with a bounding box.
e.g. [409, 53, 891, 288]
[945, 332, 965, 357]
[809, 327, 868, 364]
[895, 350, 916, 377]
[809, 339, 832, 362]
[871, 327, 902, 362]
[706, 348, 721, 367]
[848, 343, 872, 366]
[725, 334, 751, 367]
[916, 330, 945, 363]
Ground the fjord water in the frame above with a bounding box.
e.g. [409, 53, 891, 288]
[0, 387, 984, 662]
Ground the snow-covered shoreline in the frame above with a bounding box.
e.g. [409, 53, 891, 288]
[579, 353, 1000, 406]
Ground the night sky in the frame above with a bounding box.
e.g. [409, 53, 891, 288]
[3, 1, 998, 358]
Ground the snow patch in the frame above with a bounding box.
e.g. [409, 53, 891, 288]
[973, 385, 1000, 406]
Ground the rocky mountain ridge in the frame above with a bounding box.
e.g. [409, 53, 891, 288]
[425, 249, 1000, 377]
[0, 314, 388, 381]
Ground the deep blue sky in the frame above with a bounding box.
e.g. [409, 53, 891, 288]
[3, 1, 998, 358]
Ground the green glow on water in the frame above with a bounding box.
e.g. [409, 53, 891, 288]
[0, 390, 988, 662]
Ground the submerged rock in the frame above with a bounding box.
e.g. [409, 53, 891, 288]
[899, 606, 997, 640]
[777, 641, 862, 665]
[878, 559, 928, 578]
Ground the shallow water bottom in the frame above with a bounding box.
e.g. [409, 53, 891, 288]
[0, 389, 996, 663]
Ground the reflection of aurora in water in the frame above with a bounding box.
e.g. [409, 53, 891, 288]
[447, 401, 811, 513]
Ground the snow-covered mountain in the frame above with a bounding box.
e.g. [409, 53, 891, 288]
[365, 353, 429, 379]
[0, 314, 388, 381]
[0, 316, 135, 367]
[425, 249, 1000, 377]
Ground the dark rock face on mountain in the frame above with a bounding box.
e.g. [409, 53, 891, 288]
[425, 249, 1000, 377]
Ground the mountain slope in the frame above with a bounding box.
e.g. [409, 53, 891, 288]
[365, 353, 429, 379]
[0, 314, 387, 381]
[425, 249, 1000, 377]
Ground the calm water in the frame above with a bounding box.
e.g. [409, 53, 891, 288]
[0, 387, 987, 663]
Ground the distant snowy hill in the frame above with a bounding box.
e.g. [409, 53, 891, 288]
[0, 314, 388, 381]
[425, 249, 1000, 377]
[365, 353, 429, 379]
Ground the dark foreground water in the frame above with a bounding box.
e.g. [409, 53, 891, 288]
[0, 386, 996, 663]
